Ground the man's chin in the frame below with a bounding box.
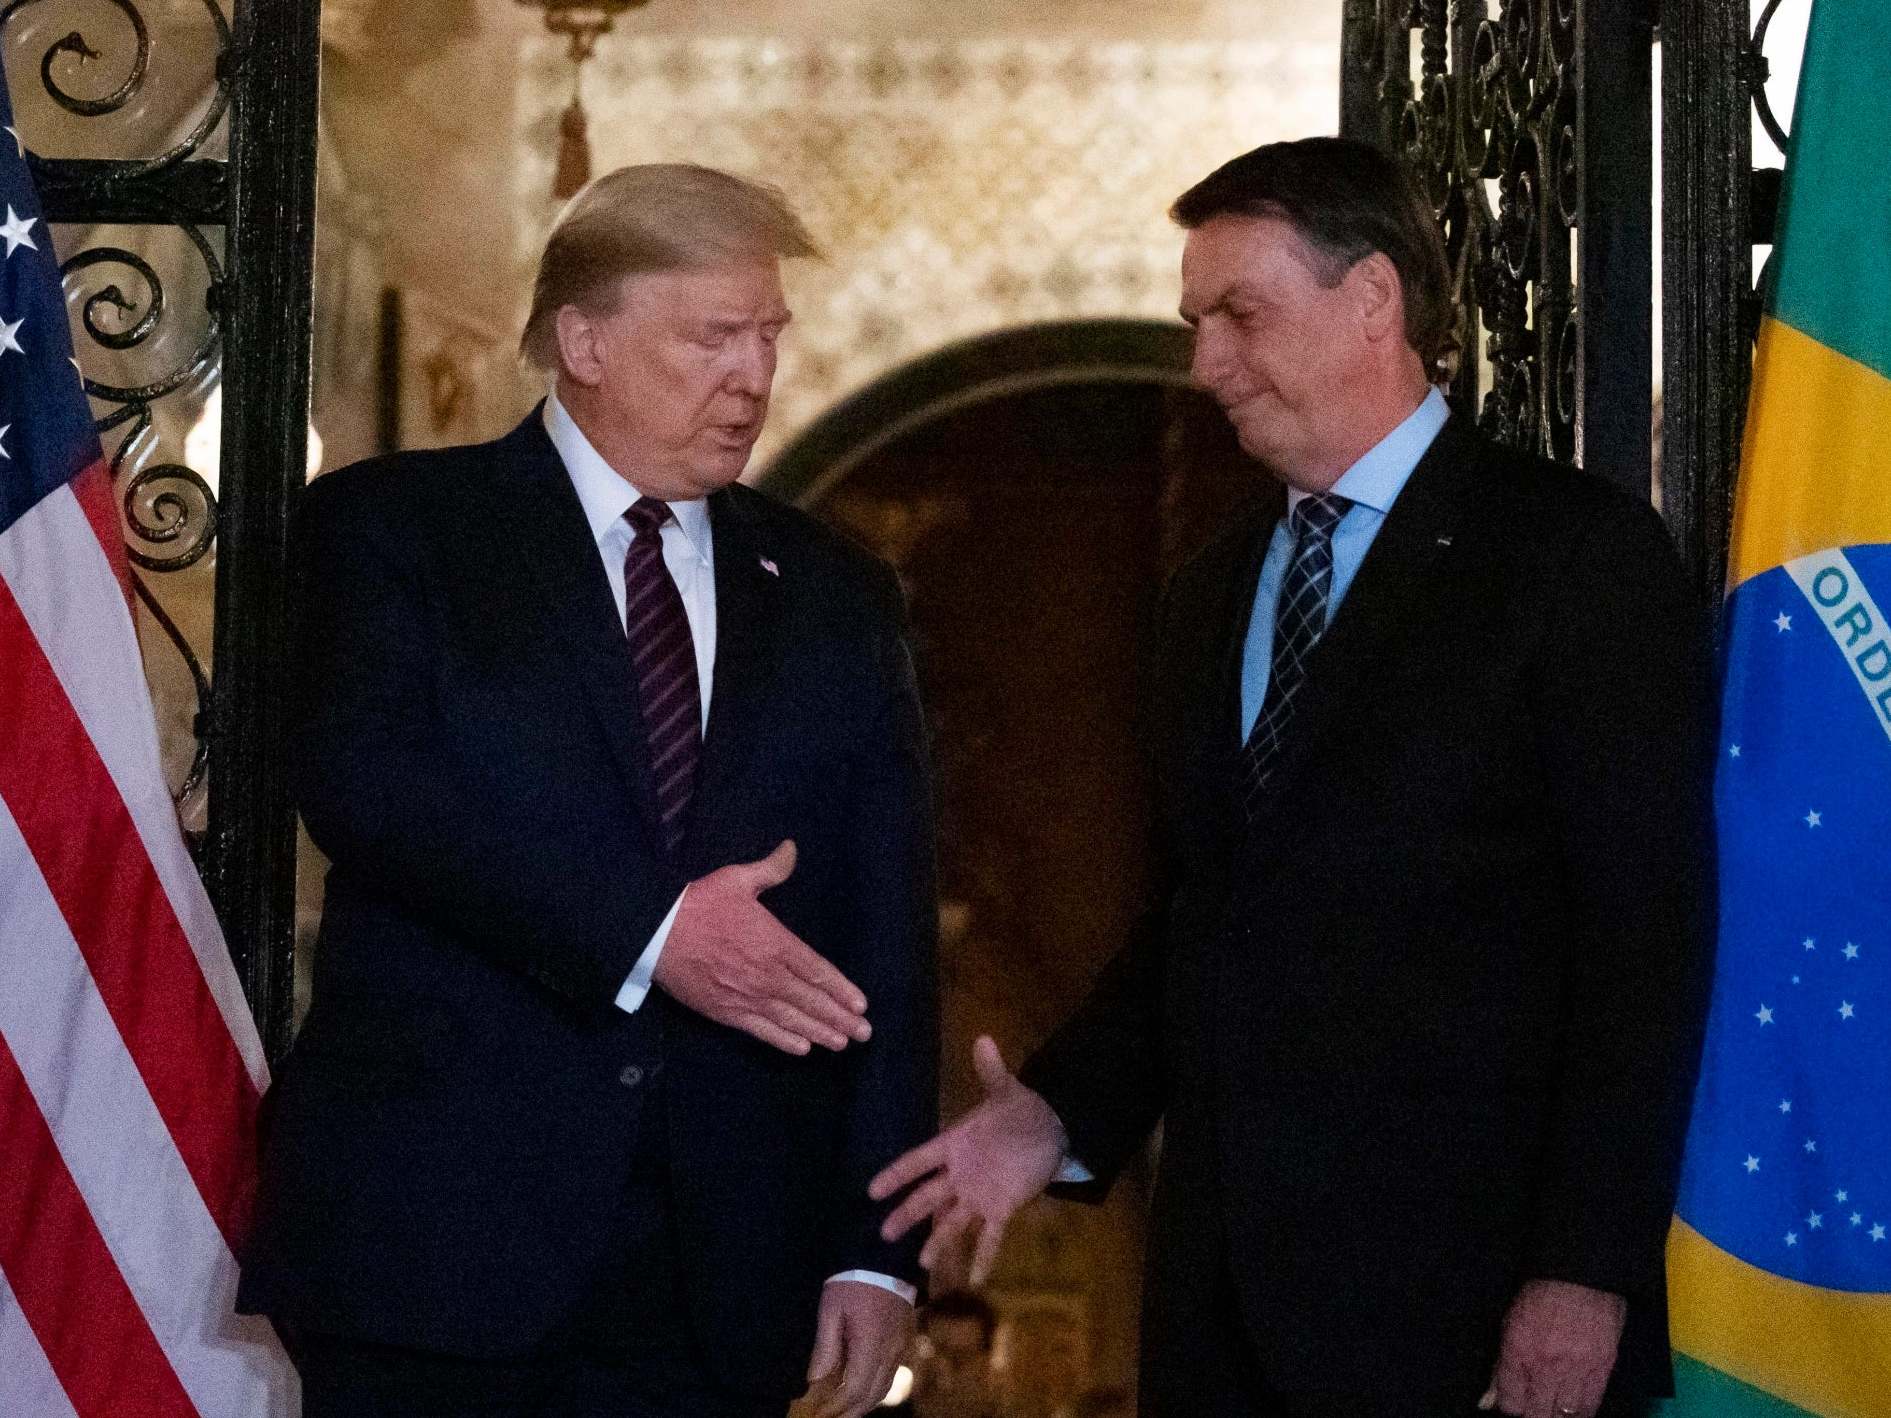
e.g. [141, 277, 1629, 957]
[1225, 400, 1273, 442]
[1230, 421, 1283, 467]
[691, 446, 755, 489]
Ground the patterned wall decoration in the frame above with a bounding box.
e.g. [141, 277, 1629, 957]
[515, 33, 1337, 470]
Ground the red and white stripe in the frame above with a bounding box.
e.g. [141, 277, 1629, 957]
[0, 468, 297, 1415]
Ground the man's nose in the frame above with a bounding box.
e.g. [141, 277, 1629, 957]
[1188, 327, 1227, 392]
[727, 337, 775, 397]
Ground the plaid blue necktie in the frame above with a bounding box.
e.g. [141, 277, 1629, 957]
[1238, 493, 1351, 824]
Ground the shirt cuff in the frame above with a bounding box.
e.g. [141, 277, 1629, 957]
[1055, 1156, 1094, 1184]
[825, 1271, 918, 1305]
[614, 889, 685, 1015]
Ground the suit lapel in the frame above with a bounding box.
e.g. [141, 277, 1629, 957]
[1182, 494, 1283, 840]
[683, 488, 788, 868]
[1243, 414, 1482, 840]
[497, 408, 669, 851]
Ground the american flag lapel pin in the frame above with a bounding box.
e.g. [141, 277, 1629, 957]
[758, 555, 779, 577]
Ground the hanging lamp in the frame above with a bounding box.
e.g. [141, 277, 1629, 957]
[515, 1, 652, 199]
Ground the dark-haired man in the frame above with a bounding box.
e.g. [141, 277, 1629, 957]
[873, 137, 1715, 1418]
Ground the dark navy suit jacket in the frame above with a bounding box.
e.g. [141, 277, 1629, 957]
[238, 409, 938, 1400]
[1024, 417, 1717, 1411]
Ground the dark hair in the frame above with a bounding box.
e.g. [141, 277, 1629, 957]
[923, 1291, 998, 1348]
[1171, 136, 1458, 375]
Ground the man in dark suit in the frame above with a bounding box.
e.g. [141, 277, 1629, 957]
[873, 138, 1714, 1418]
[239, 164, 937, 1418]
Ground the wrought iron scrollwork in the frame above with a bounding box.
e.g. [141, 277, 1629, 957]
[4, 0, 232, 815]
[122, 461, 218, 571]
[1354, 0, 1565, 462]
[1746, 0, 1792, 160]
[1342, 0, 1652, 496]
[39, 6, 147, 118]
[130, 568, 214, 801]
[76, 247, 163, 348]
[124, 447, 218, 807]
[1, 0, 232, 176]
[62, 224, 224, 814]
[6, 0, 322, 1062]
[1743, 0, 1791, 309]
[63, 225, 224, 405]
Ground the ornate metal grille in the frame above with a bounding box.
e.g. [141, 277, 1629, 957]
[1341, 0, 1653, 503]
[1659, 0, 1790, 608]
[6, 0, 233, 815]
[1, 0, 319, 1060]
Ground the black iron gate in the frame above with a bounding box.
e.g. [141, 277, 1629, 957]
[1341, 0, 1653, 504]
[1340, 0, 1777, 614]
[2, 0, 318, 1062]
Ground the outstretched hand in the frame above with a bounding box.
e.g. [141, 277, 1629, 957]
[869, 1035, 1068, 1287]
[654, 840, 871, 1055]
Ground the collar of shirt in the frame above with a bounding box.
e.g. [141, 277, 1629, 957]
[1285, 384, 1451, 521]
[543, 391, 713, 571]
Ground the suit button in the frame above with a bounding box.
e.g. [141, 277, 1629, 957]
[619, 1064, 644, 1089]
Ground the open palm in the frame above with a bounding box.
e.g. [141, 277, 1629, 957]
[869, 1036, 1069, 1287]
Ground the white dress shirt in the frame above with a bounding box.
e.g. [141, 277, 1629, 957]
[542, 394, 914, 1304]
[544, 395, 713, 1016]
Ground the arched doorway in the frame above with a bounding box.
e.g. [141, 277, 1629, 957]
[760, 319, 1258, 1409]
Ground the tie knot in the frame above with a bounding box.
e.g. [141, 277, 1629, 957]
[624, 497, 672, 537]
[1290, 493, 1350, 541]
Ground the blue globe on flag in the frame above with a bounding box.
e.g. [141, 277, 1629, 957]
[1677, 543, 1891, 1295]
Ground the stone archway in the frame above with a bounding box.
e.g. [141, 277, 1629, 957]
[760, 319, 1193, 503]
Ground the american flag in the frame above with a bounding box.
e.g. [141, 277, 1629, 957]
[0, 80, 296, 1415]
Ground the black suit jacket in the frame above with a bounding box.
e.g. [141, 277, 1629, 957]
[238, 410, 938, 1399]
[1023, 416, 1715, 1409]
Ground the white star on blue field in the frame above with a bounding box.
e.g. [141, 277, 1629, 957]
[2, 87, 103, 530]
[1676, 547, 1891, 1294]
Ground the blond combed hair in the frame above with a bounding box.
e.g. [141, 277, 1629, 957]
[520, 163, 820, 369]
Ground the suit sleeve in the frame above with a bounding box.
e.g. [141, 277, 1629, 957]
[826, 564, 941, 1286]
[1019, 881, 1172, 1200]
[1017, 590, 1179, 1197]
[291, 473, 674, 1010]
[1524, 494, 1718, 1295]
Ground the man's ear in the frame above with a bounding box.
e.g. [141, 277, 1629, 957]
[553, 304, 603, 387]
[1349, 252, 1406, 346]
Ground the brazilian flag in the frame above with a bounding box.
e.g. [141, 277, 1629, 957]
[1663, 1, 1891, 1414]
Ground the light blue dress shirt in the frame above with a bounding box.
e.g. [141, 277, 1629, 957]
[1238, 387, 1451, 740]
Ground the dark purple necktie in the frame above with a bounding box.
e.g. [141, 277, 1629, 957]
[622, 497, 701, 854]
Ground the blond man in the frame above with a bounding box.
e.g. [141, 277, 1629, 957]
[241, 165, 938, 1418]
